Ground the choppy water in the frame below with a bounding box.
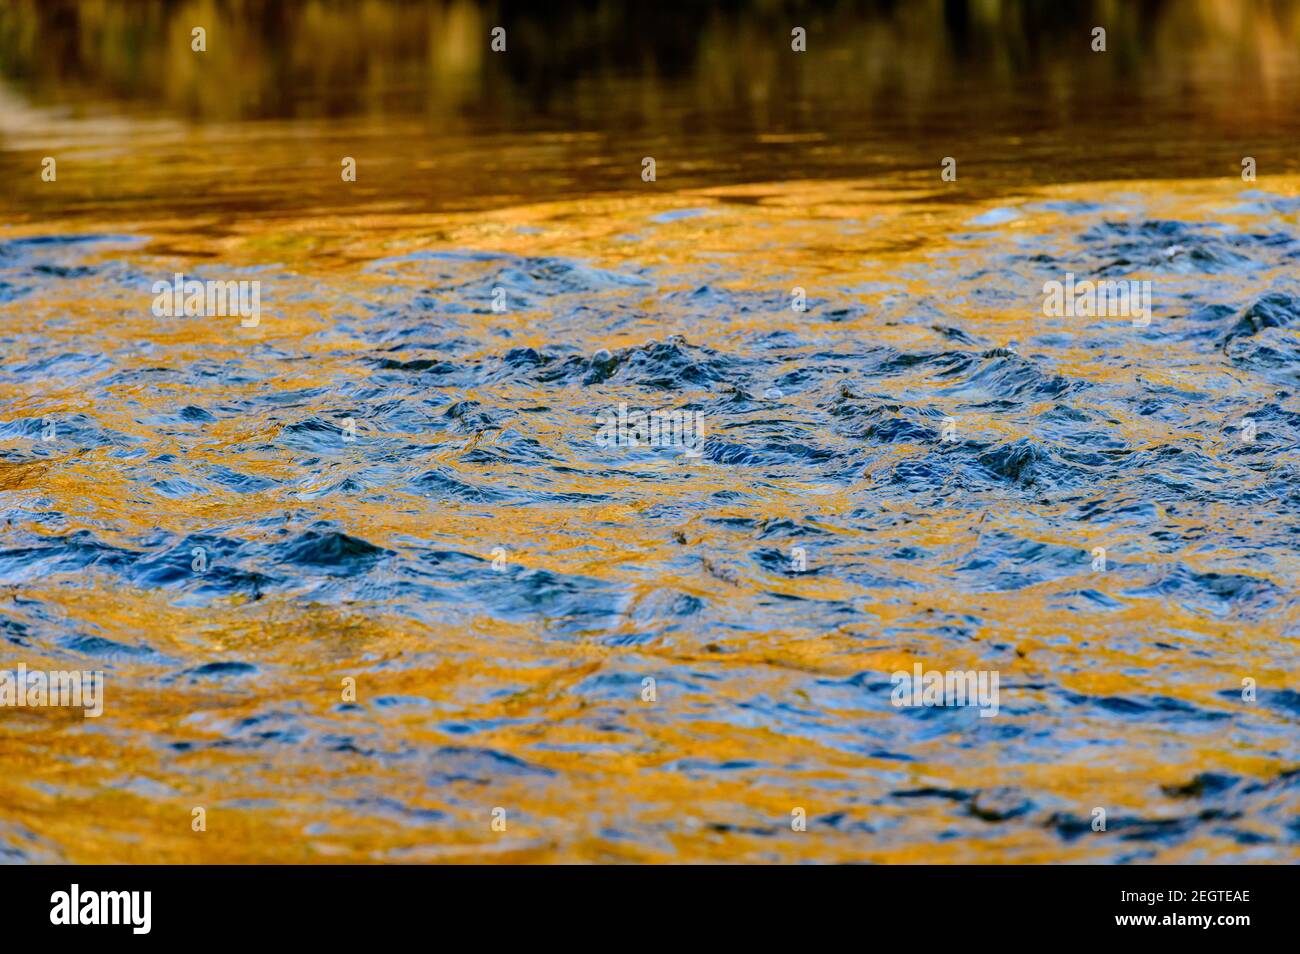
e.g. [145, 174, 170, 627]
[2, 173, 1297, 863]
[3, 0, 1300, 863]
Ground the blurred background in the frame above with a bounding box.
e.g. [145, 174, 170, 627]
[2, 0, 1300, 219]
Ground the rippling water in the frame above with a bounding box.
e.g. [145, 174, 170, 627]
[2, 1, 1299, 864]
[3, 178, 1296, 862]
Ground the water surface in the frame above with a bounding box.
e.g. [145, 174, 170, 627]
[1, 0, 1297, 863]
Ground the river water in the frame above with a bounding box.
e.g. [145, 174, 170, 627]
[0, 0, 1296, 863]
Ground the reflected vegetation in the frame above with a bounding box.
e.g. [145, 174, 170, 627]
[4, 0, 1300, 128]
[4, 0, 1300, 220]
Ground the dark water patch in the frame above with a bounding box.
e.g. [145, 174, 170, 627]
[1062, 691, 1229, 723]
[1033, 200, 1105, 216]
[1048, 810, 1209, 844]
[508, 348, 608, 387]
[411, 549, 492, 580]
[486, 565, 624, 625]
[873, 348, 970, 378]
[1215, 687, 1300, 718]
[1220, 403, 1300, 453]
[702, 820, 777, 837]
[811, 813, 878, 833]
[976, 439, 1069, 489]
[368, 252, 651, 316]
[276, 530, 390, 575]
[0, 823, 61, 864]
[752, 517, 832, 540]
[366, 355, 461, 375]
[60, 633, 162, 662]
[204, 465, 278, 494]
[0, 532, 137, 584]
[178, 405, 216, 423]
[753, 547, 824, 577]
[1126, 566, 1287, 619]
[1220, 292, 1300, 348]
[460, 436, 559, 467]
[375, 337, 473, 355]
[852, 414, 939, 444]
[660, 284, 790, 317]
[461, 256, 652, 305]
[701, 413, 837, 466]
[1161, 772, 1241, 799]
[813, 302, 870, 322]
[867, 347, 1078, 405]
[177, 661, 258, 681]
[1227, 192, 1300, 216]
[1049, 587, 1124, 611]
[411, 467, 516, 504]
[149, 477, 209, 498]
[824, 387, 935, 422]
[931, 324, 981, 345]
[666, 758, 763, 775]
[703, 434, 835, 468]
[968, 788, 1035, 822]
[339, 796, 446, 825]
[1051, 763, 1299, 847]
[373, 695, 434, 710]
[881, 452, 965, 496]
[0, 617, 33, 648]
[892, 787, 970, 802]
[277, 417, 389, 454]
[31, 263, 98, 279]
[426, 746, 555, 786]
[501, 346, 547, 370]
[226, 710, 309, 746]
[1169, 301, 1240, 344]
[1241, 767, 1300, 795]
[951, 348, 1076, 401]
[0, 413, 134, 451]
[1079, 219, 1264, 275]
[130, 536, 277, 598]
[0, 233, 142, 266]
[869, 750, 915, 762]
[442, 400, 501, 433]
[949, 529, 1092, 591]
[1223, 333, 1300, 386]
[409, 552, 624, 632]
[318, 737, 402, 759]
[1059, 442, 1228, 490]
[3, 234, 136, 248]
[703, 382, 766, 413]
[6, 350, 116, 384]
[524, 336, 742, 390]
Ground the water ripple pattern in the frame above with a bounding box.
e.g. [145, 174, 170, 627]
[1, 180, 1297, 863]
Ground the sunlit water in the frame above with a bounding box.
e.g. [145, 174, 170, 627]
[2, 20, 1299, 862]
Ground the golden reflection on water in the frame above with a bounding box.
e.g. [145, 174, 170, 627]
[2, 169, 1297, 862]
[1, 1, 1299, 864]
